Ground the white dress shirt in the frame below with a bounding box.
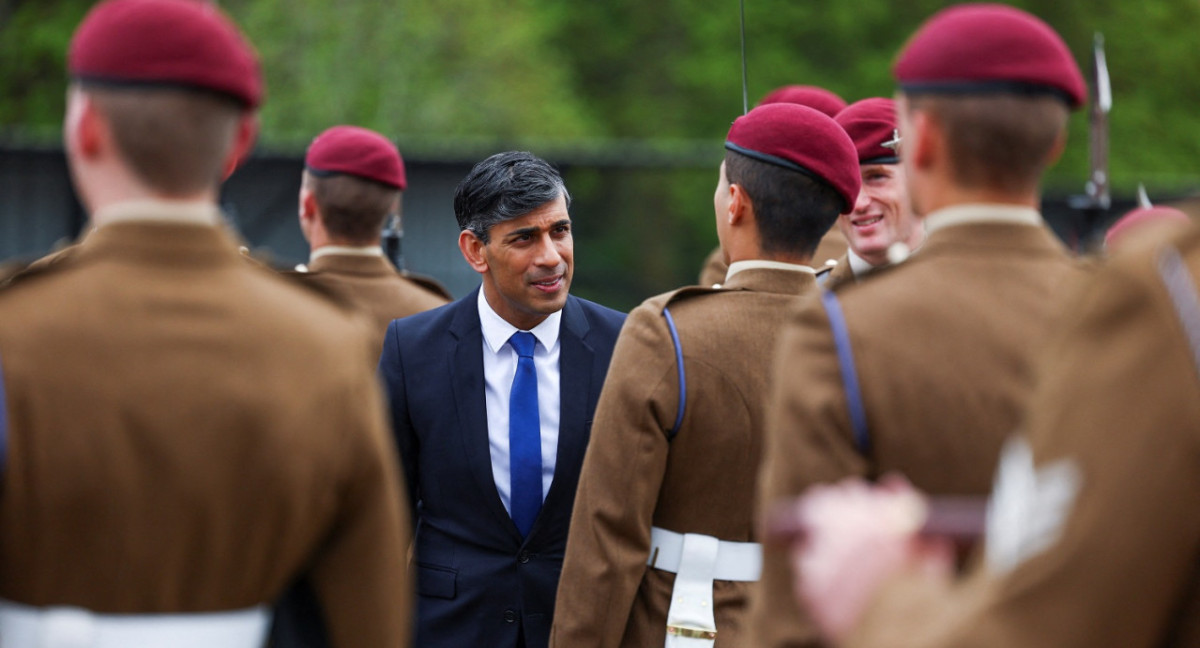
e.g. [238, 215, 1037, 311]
[846, 248, 874, 278]
[477, 288, 562, 515]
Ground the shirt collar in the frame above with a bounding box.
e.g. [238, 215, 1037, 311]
[923, 204, 1043, 236]
[93, 199, 223, 228]
[725, 259, 816, 282]
[310, 245, 384, 263]
[847, 249, 874, 276]
[477, 287, 562, 355]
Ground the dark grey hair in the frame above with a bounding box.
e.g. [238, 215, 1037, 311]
[453, 151, 571, 243]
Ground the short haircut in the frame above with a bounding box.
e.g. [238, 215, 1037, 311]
[454, 151, 570, 243]
[84, 83, 243, 196]
[905, 93, 1068, 194]
[723, 150, 843, 258]
[304, 172, 401, 245]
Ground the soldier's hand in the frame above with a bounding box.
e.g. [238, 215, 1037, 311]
[782, 476, 954, 641]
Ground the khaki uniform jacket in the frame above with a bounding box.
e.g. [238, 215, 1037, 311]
[0, 218, 412, 648]
[749, 220, 1089, 648]
[551, 267, 817, 648]
[295, 253, 450, 351]
[821, 252, 855, 290]
[697, 246, 728, 287]
[846, 225, 1200, 648]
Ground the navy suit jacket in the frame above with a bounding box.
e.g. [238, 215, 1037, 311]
[379, 289, 624, 648]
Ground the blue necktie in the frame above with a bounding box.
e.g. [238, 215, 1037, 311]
[508, 331, 542, 537]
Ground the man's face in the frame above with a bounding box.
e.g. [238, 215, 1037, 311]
[474, 195, 574, 330]
[837, 163, 917, 266]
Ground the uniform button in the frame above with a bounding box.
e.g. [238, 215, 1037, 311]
[503, 610, 517, 623]
[519, 551, 530, 564]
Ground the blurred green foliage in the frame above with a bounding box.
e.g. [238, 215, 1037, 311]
[3, 0, 1199, 307]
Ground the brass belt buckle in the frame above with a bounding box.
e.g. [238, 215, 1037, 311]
[667, 625, 717, 640]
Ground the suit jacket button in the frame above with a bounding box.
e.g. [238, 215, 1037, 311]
[519, 551, 530, 564]
[503, 610, 517, 623]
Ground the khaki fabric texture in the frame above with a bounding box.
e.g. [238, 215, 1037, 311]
[0, 218, 412, 648]
[821, 252, 855, 290]
[297, 253, 449, 353]
[846, 225, 1200, 648]
[697, 246, 728, 287]
[552, 267, 816, 648]
[749, 221, 1089, 648]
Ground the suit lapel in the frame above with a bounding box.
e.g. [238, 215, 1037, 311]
[448, 289, 524, 542]
[538, 297, 594, 525]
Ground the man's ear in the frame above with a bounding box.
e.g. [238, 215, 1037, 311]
[1043, 130, 1068, 168]
[909, 110, 939, 171]
[221, 113, 259, 180]
[458, 229, 489, 274]
[728, 183, 752, 227]
[299, 185, 319, 231]
[73, 93, 107, 160]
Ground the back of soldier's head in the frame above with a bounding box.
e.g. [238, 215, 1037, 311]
[893, 4, 1084, 193]
[304, 126, 407, 245]
[722, 103, 860, 258]
[67, 0, 262, 196]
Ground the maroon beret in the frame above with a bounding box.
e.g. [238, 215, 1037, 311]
[306, 126, 406, 190]
[893, 4, 1085, 109]
[726, 103, 861, 212]
[757, 85, 847, 118]
[68, 0, 263, 108]
[836, 98, 900, 165]
[1105, 206, 1191, 249]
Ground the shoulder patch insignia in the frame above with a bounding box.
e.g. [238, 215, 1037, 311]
[985, 436, 1082, 574]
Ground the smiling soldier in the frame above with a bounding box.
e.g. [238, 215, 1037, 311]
[378, 151, 625, 648]
[822, 97, 925, 289]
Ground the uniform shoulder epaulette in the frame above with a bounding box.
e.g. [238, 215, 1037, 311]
[0, 261, 30, 288]
[237, 245, 294, 271]
[659, 283, 734, 310]
[0, 245, 83, 292]
[400, 270, 453, 300]
[271, 265, 360, 313]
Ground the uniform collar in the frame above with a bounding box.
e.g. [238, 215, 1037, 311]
[310, 245, 384, 263]
[477, 287, 562, 355]
[923, 204, 1042, 236]
[92, 199, 223, 228]
[725, 259, 816, 282]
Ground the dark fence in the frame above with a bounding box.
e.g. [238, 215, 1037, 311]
[0, 144, 1186, 311]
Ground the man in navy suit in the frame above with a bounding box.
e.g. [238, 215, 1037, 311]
[379, 151, 625, 648]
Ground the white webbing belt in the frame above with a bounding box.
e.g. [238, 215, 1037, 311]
[647, 526, 762, 648]
[0, 600, 271, 648]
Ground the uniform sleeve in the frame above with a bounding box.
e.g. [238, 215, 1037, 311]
[550, 303, 678, 648]
[311, 361, 414, 648]
[748, 291, 870, 648]
[849, 249, 1200, 648]
[379, 320, 419, 522]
